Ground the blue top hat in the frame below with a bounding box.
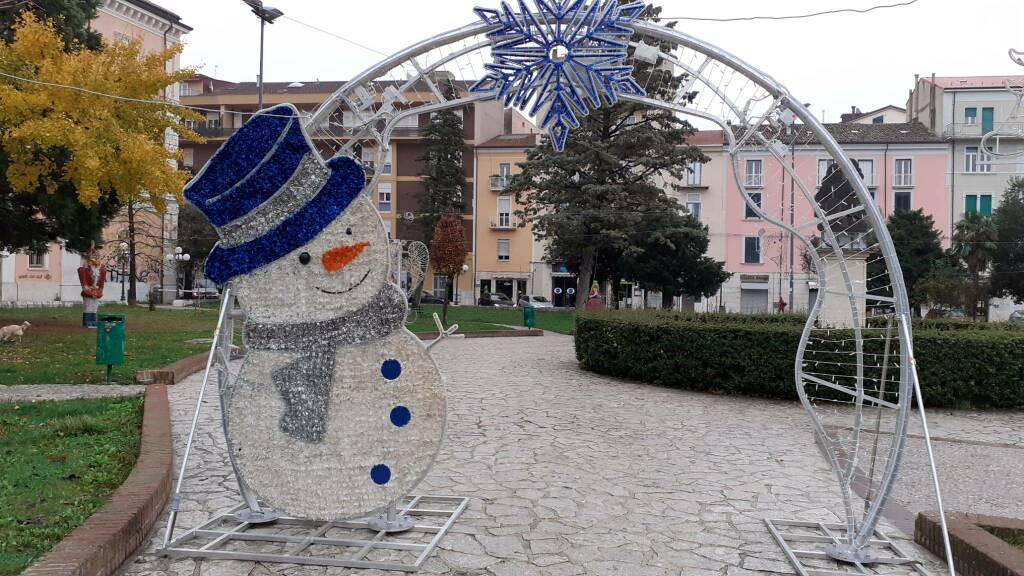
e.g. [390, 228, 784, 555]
[185, 104, 366, 285]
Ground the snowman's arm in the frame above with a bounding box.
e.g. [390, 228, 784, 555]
[425, 312, 460, 352]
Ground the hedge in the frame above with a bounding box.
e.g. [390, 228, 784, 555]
[575, 311, 1024, 409]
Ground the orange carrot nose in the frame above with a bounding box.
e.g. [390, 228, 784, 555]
[322, 242, 370, 273]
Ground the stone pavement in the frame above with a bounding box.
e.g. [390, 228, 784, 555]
[117, 334, 1024, 576]
[0, 384, 145, 403]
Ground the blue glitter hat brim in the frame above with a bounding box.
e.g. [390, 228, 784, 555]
[204, 156, 366, 285]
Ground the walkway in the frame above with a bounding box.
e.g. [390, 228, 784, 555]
[0, 384, 145, 403]
[119, 334, 1024, 575]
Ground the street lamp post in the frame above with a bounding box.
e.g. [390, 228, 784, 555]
[119, 241, 129, 303]
[242, 1, 284, 110]
[166, 247, 191, 301]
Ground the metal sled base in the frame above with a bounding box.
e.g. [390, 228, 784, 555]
[765, 519, 932, 576]
[162, 495, 468, 572]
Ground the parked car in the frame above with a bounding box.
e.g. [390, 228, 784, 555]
[517, 295, 554, 309]
[478, 293, 515, 308]
[410, 293, 447, 305]
[1010, 310, 1024, 322]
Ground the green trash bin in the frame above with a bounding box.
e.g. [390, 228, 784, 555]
[96, 314, 126, 382]
[523, 305, 536, 329]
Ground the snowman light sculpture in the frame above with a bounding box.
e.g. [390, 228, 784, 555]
[185, 104, 445, 521]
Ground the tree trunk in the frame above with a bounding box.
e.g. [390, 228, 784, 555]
[574, 247, 596, 308]
[610, 274, 621, 310]
[442, 275, 451, 325]
[127, 202, 138, 305]
[661, 288, 675, 310]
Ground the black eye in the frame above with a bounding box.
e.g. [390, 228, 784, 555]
[346, 227, 353, 236]
[298, 252, 311, 265]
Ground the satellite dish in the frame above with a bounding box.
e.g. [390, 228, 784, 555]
[403, 212, 415, 222]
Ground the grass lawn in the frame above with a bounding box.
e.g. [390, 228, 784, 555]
[407, 304, 575, 335]
[0, 396, 143, 576]
[0, 303, 575, 385]
[0, 306, 221, 385]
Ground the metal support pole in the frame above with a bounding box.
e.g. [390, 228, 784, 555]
[163, 289, 234, 548]
[258, 18, 265, 110]
[900, 316, 956, 576]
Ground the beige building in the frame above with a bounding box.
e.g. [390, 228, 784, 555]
[1, 0, 191, 305]
[840, 105, 907, 125]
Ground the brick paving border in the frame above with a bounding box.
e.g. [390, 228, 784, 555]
[917, 511, 1024, 576]
[23, 385, 174, 576]
[136, 353, 208, 386]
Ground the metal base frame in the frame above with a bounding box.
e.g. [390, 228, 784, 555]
[765, 519, 931, 576]
[162, 495, 468, 572]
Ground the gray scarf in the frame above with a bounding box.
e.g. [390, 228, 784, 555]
[244, 283, 407, 443]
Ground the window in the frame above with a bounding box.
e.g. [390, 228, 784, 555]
[744, 192, 762, 219]
[965, 146, 992, 173]
[894, 159, 913, 187]
[872, 115, 884, 124]
[382, 220, 393, 240]
[894, 191, 912, 211]
[394, 114, 419, 128]
[686, 161, 702, 187]
[499, 163, 512, 177]
[744, 236, 762, 264]
[745, 159, 763, 187]
[377, 183, 392, 212]
[858, 160, 875, 187]
[686, 193, 701, 221]
[28, 252, 46, 269]
[967, 195, 994, 216]
[982, 107, 994, 135]
[182, 148, 194, 168]
[965, 107, 977, 125]
[432, 275, 447, 298]
[497, 196, 512, 227]
[817, 159, 833, 186]
[497, 239, 510, 261]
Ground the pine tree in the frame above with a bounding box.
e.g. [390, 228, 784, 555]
[417, 79, 466, 243]
[0, 0, 102, 51]
[507, 8, 708, 308]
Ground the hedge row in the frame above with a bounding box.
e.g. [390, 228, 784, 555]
[575, 311, 1024, 409]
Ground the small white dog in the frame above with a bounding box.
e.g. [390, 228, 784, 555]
[0, 321, 31, 343]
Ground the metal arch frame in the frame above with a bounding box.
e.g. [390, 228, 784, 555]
[302, 11, 955, 574]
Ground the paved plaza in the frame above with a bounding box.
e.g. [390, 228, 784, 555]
[115, 334, 1024, 576]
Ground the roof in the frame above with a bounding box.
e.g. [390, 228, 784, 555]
[687, 130, 725, 146]
[842, 105, 906, 123]
[478, 134, 539, 148]
[730, 122, 943, 145]
[123, 0, 192, 31]
[928, 75, 1024, 90]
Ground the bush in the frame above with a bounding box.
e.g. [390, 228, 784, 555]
[575, 311, 1024, 409]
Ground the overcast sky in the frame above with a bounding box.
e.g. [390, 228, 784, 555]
[159, 0, 1023, 123]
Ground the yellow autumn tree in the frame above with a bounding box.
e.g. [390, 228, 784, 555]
[0, 13, 202, 213]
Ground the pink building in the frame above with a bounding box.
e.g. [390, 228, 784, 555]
[712, 122, 949, 314]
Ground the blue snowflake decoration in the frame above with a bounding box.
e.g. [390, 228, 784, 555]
[471, 0, 648, 151]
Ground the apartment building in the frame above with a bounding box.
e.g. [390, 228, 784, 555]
[1, 0, 191, 305]
[907, 74, 1024, 320]
[908, 74, 1024, 224]
[696, 123, 948, 314]
[179, 78, 547, 306]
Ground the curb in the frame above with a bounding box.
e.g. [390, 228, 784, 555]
[416, 329, 544, 340]
[135, 353, 207, 386]
[23, 385, 174, 576]
[917, 511, 1024, 576]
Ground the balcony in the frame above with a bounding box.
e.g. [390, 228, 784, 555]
[490, 175, 511, 191]
[490, 216, 520, 230]
[188, 125, 239, 139]
[944, 122, 1024, 140]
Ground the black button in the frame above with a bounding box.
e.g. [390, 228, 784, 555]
[299, 252, 311, 265]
